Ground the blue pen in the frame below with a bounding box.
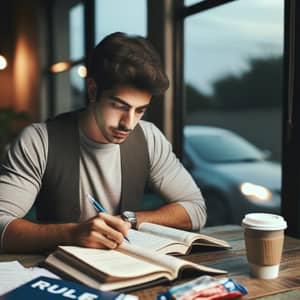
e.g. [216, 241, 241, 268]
[87, 194, 106, 213]
[87, 194, 130, 243]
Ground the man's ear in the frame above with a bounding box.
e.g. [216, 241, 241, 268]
[87, 78, 98, 102]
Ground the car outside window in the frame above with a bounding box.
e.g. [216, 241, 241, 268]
[187, 131, 264, 163]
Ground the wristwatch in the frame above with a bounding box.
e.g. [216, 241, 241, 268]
[121, 211, 137, 229]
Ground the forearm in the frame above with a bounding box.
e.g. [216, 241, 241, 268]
[136, 203, 192, 230]
[2, 213, 131, 254]
[2, 218, 75, 254]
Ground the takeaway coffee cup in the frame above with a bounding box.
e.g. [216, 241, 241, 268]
[242, 213, 287, 279]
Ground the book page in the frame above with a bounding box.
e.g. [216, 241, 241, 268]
[139, 223, 230, 248]
[139, 222, 196, 244]
[127, 229, 188, 254]
[120, 243, 226, 277]
[46, 254, 169, 292]
[58, 246, 168, 279]
[189, 234, 231, 248]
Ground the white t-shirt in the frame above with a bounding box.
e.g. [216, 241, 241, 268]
[0, 120, 206, 248]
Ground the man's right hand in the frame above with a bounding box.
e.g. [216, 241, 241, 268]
[2, 213, 131, 254]
[70, 213, 131, 249]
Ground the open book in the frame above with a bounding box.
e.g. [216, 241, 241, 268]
[43, 243, 226, 292]
[127, 222, 231, 255]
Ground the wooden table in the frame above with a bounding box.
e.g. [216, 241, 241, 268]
[134, 225, 300, 299]
[1, 225, 300, 299]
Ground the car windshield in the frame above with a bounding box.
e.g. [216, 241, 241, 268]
[187, 132, 264, 163]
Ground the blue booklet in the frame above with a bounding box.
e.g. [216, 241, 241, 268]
[0, 276, 136, 300]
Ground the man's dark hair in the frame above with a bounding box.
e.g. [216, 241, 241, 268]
[88, 32, 169, 97]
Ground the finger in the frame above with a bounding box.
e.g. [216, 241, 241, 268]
[71, 218, 122, 248]
[89, 230, 119, 249]
[92, 216, 125, 244]
[99, 213, 131, 237]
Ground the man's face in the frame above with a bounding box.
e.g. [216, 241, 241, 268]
[92, 85, 151, 144]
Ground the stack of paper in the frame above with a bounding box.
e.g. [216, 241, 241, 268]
[0, 261, 59, 295]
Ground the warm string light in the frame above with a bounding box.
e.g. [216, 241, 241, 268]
[77, 65, 87, 78]
[50, 61, 71, 73]
[50, 61, 87, 78]
[0, 55, 8, 70]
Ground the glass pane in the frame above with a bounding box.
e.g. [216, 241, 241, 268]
[95, 0, 147, 43]
[54, 64, 86, 115]
[52, 1, 84, 62]
[185, 0, 206, 7]
[185, 126, 265, 163]
[51, 2, 85, 116]
[183, 0, 284, 226]
[69, 3, 85, 60]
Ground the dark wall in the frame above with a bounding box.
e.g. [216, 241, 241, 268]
[0, 1, 14, 107]
[0, 0, 44, 121]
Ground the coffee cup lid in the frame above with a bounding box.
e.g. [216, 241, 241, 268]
[242, 213, 287, 230]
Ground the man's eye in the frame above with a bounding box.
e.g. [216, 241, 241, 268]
[137, 108, 147, 114]
[112, 102, 126, 110]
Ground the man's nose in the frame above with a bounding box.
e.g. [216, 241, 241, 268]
[120, 110, 135, 130]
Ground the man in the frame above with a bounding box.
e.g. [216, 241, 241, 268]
[0, 32, 206, 253]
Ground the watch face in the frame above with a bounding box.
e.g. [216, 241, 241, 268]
[123, 211, 135, 219]
[122, 211, 137, 229]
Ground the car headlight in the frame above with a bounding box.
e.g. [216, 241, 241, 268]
[240, 182, 272, 202]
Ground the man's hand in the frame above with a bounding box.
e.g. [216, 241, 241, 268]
[70, 213, 131, 249]
[2, 213, 131, 253]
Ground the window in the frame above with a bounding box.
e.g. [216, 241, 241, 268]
[70, 3, 85, 61]
[95, 0, 147, 43]
[183, 0, 284, 226]
[51, 1, 86, 115]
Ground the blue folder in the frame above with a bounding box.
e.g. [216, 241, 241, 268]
[0, 276, 131, 300]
